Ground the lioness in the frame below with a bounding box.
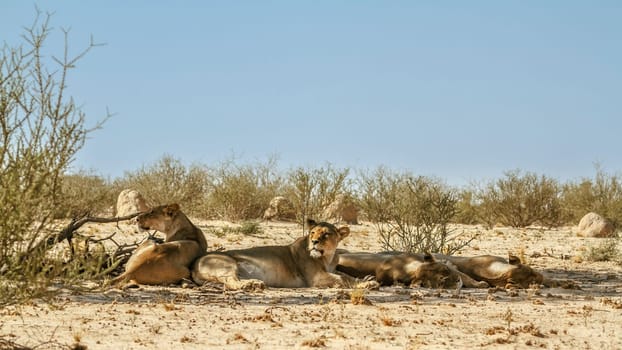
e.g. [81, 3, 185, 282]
[111, 203, 207, 287]
[192, 219, 374, 290]
[337, 252, 488, 288]
[433, 253, 544, 289]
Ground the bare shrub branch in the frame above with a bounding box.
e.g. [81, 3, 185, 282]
[114, 155, 209, 217]
[473, 170, 563, 228]
[205, 155, 284, 221]
[285, 164, 351, 232]
[357, 167, 470, 254]
[562, 166, 622, 228]
[0, 10, 108, 306]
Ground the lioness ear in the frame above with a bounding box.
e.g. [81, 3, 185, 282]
[337, 226, 350, 239]
[508, 254, 521, 265]
[165, 203, 180, 216]
[306, 218, 318, 229]
[423, 252, 434, 263]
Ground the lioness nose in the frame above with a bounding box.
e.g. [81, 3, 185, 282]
[311, 239, 319, 245]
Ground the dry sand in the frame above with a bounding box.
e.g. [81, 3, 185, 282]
[1, 220, 621, 349]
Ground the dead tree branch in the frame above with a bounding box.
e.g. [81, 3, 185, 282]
[29, 212, 143, 255]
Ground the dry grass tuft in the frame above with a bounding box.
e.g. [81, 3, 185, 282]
[350, 288, 373, 306]
[301, 336, 327, 348]
[379, 314, 401, 327]
[162, 303, 178, 312]
[228, 333, 250, 344]
[601, 297, 622, 309]
[180, 335, 193, 343]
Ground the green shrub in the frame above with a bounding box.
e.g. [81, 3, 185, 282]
[357, 167, 467, 254]
[238, 221, 263, 235]
[209, 221, 263, 237]
[284, 164, 351, 229]
[474, 170, 563, 228]
[54, 171, 116, 218]
[204, 156, 284, 221]
[0, 12, 108, 306]
[583, 239, 621, 263]
[453, 189, 480, 225]
[115, 155, 209, 217]
[562, 168, 622, 227]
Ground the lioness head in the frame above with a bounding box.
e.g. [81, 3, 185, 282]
[136, 203, 181, 232]
[415, 254, 462, 289]
[506, 254, 544, 288]
[306, 219, 350, 260]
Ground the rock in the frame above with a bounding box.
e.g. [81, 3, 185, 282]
[322, 194, 359, 225]
[116, 189, 149, 217]
[577, 212, 615, 238]
[263, 196, 296, 221]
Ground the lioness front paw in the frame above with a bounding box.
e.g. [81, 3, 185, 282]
[180, 278, 197, 289]
[239, 279, 265, 291]
[363, 275, 376, 282]
[355, 280, 380, 290]
[475, 281, 490, 288]
[122, 280, 141, 290]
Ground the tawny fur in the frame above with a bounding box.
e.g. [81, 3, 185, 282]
[337, 251, 480, 288]
[111, 204, 207, 287]
[191, 219, 377, 290]
[433, 253, 544, 288]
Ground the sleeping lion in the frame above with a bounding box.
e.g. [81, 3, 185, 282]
[337, 251, 488, 288]
[433, 253, 544, 289]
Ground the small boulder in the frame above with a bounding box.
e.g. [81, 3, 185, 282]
[263, 196, 296, 221]
[116, 189, 149, 217]
[577, 212, 615, 238]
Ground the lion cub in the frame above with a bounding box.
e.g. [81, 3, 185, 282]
[192, 219, 376, 290]
[111, 203, 207, 287]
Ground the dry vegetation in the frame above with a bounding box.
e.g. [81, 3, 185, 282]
[2, 11, 622, 350]
[1, 220, 621, 349]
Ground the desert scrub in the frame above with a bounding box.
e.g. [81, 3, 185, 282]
[284, 164, 352, 230]
[583, 238, 621, 264]
[210, 222, 263, 237]
[357, 167, 469, 254]
[562, 167, 622, 228]
[115, 155, 209, 217]
[453, 189, 480, 225]
[0, 10, 108, 306]
[237, 221, 263, 235]
[473, 170, 563, 228]
[204, 156, 284, 221]
[54, 170, 116, 219]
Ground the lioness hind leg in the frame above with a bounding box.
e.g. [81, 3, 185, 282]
[354, 280, 380, 290]
[327, 272, 379, 289]
[110, 273, 130, 287]
[458, 272, 489, 288]
[119, 264, 191, 287]
[110, 274, 142, 289]
[192, 254, 265, 291]
[444, 262, 489, 288]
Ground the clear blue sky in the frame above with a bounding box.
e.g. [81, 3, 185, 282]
[2, 1, 621, 186]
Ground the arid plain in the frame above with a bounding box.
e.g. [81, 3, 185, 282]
[1, 219, 621, 349]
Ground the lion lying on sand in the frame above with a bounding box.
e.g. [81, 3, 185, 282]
[111, 203, 207, 287]
[433, 253, 544, 289]
[337, 251, 488, 288]
[192, 219, 377, 290]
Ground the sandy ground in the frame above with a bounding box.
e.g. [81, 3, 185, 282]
[1, 220, 621, 349]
